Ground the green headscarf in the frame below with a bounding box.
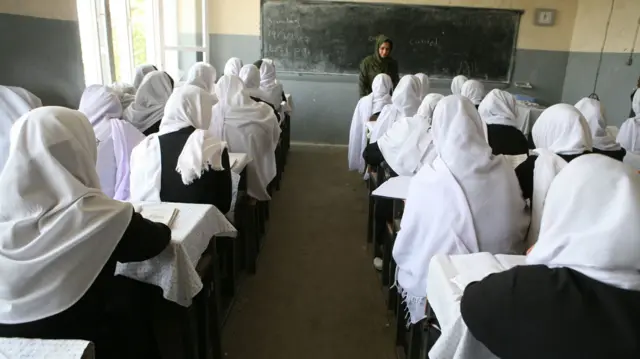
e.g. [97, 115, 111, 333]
[372, 35, 394, 70]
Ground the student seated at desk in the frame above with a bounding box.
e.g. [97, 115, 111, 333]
[515, 104, 592, 243]
[461, 155, 640, 359]
[479, 89, 530, 156]
[255, 59, 284, 112]
[617, 101, 640, 170]
[414, 73, 430, 100]
[0, 85, 41, 172]
[212, 75, 280, 201]
[460, 79, 485, 108]
[239, 64, 281, 122]
[224, 57, 243, 76]
[0, 107, 171, 359]
[79, 85, 145, 201]
[393, 96, 529, 324]
[373, 94, 444, 175]
[130, 85, 232, 214]
[348, 73, 393, 173]
[450, 74, 468, 95]
[133, 64, 158, 90]
[369, 74, 421, 143]
[124, 71, 174, 136]
[575, 97, 625, 161]
[184, 62, 217, 95]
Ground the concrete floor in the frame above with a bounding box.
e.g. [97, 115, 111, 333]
[222, 144, 396, 359]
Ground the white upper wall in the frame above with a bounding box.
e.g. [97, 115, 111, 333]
[0, 0, 77, 21]
[569, 0, 640, 53]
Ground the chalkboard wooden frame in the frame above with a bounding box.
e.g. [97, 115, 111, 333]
[260, 0, 524, 83]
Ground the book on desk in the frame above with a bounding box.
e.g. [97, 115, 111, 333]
[138, 206, 179, 228]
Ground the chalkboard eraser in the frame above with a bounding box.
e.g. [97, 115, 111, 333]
[514, 82, 533, 89]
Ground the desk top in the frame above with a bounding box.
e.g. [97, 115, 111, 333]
[0, 338, 94, 359]
[116, 202, 236, 306]
[230, 153, 250, 174]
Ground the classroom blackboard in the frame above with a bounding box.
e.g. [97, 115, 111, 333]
[261, 1, 522, 82]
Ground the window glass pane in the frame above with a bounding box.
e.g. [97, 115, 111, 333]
[163, 50, 204, 82]
[130, 0, 155, 68]
[162, 0, 204, 47]
[108, 0, 132, 83]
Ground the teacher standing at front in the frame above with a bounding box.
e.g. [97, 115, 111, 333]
[359, 35, 400, 97]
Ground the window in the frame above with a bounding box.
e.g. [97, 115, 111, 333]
[77, 0, 208, 86]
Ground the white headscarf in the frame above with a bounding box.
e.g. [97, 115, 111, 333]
[451, 75, 468, 95]
[528, 104, 593, 246]
[79, 85, 145, 200]
[0, 86, 40, 172]
[212, 75, 281, 201]
[258, 60, 285, 110]
[123, 71, 173, 133]
[348, 73, 393, 173]
[133, 64, 157, 89]
[370, 75, 421, 142]
[575, 97, 621, 151]
[108, 83, 136, 110]
[415, 73, 430, 100]
[0, 107, 133, 324]
[223, 58, 243, 77]
[460, 80, 485, 105]
[7, 87, 42, 108]
[239, 64, 270, 102]
[478, 89, 518, 127]
[528, 154, 640, 291]
[129, 85, 225, 202]
[184, 62, 217, 94]
[393, 95, 528, 324]
[378, 93, 444, 176]
[617, 112, 640, 170]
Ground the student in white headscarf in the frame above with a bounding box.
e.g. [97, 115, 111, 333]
[132, 64, 158, 90]
[348, 73, 393, 173]
[258, 60, 285, 110]
[0, 86, 41, 172]
[462, 155, 640, 359]
[109, 82, 136, 110]
[0, 107, 170, 358]
[224, 57, 243, 77]
[393, 95, 529, 324]
[6, 86, 42, 108]
[239, 64, 281, 122]
[211, 75, 281, 201]
[184, 62, 217, 94]
[515, 104, 592, 245]
[479, 89, 529, 155]
[575, 97, 625, 161]
[79, 85, 145, 201]
[368, 74, 421, 143]
[130, 85, 231, 213]
[123, 71, 174, 135]
[451, 75, 468, 95]
[376, 93, 444, 176]
[414, 73, 430, 100]
[617, 93, 640, 169]
[460, 79, 485, 107]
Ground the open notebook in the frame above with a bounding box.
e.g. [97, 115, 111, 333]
[449, 253, 526, 291]
[138, 206, 179, 228]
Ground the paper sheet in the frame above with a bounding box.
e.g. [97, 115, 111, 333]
[139, 206, 179, 228]
[371, 176, 412, 200]
[505, 154, 528, 169]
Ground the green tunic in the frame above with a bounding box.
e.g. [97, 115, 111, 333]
[358, 35, 400, 97]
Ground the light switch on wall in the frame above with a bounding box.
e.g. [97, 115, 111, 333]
[535, 9, 556, 27]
